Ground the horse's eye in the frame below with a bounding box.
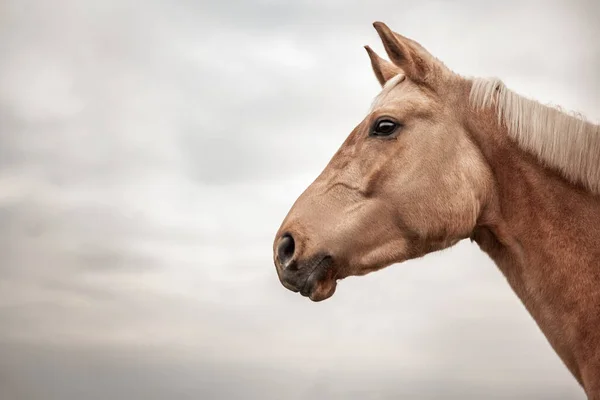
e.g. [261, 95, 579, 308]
[371, 119, 399, 137]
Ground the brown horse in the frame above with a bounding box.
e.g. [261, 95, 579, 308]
[273, 22, 600, 398]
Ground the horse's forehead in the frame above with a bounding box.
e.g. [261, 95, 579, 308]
[370, 76, 425, 111]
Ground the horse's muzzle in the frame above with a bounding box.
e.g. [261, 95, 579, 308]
[274, 233, 337, 301]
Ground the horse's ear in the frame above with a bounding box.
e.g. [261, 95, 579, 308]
[372, 21, 432, 84]
[364, 45, 400, 86]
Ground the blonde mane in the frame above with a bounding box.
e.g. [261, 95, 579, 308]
[469, 78, 600, 194]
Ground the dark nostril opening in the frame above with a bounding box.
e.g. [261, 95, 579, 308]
[277, 234, 295, 268]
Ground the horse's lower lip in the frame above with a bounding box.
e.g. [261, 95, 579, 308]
[299, 257, 336, 300]
[299, 258, 328, 293]
[278, 255, 336, 299]
[299, 281, 313, 297]
[304, 278, 337, 302]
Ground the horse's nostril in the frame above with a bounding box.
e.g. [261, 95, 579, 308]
[277, 234, 295, 268]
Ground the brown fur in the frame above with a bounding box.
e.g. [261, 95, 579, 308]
[273, 22, 600, 398]
[465, 84, 600, 396]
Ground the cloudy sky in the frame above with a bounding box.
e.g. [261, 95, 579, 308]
[0, 0, 598, 399]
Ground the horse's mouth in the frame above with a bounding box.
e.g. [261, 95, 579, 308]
[278, 256, 339, 302]
[298, 257, 338, 302]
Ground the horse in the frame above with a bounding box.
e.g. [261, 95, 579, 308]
[272, 22, 600, 398]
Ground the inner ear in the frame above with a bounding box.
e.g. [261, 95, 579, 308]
[364, 45, 401, 86]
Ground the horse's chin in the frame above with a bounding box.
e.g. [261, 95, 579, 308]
[304, 278, 337, 302]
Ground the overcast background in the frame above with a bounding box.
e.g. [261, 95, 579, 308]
[0, 1, 598, 399]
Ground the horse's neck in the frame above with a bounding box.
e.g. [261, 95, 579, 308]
[467, 107, 600, 395]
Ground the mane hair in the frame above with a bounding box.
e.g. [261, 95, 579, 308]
[469, 78, 600, 194]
